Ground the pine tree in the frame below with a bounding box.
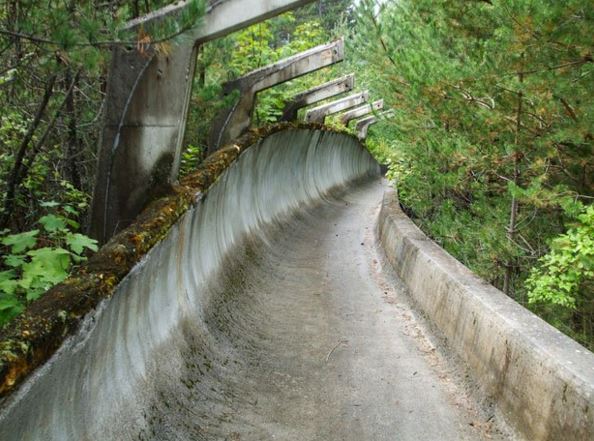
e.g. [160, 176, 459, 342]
[351, 0, 593, 348]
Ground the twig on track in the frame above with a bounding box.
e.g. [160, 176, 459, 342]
[326, 339, 348, 363]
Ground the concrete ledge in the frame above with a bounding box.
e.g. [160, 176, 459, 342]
[378, 186, 594, 441]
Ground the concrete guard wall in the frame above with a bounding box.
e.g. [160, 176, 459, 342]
[0, 128, 379, 440]
[378, 186, 594, 441]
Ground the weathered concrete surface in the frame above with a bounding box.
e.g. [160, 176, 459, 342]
[305, 90, 369, 124]
[378, 186, 594, 441]
[340, 99, 384, 125]
[0, 129, 512, 440]
[0, 123, 327, 400]
[356, 114, 377, 139]
[90, 0, 317, 244]
[208, 39, 344, 152]
[279, 74, 355, 121]
[126, 0, 314, 44]
[0, 129, 375, 440]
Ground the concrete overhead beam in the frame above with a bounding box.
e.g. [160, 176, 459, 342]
[356, 110, 393, 140]
[126, 0, 314, 45]
[90, 0, 317, 244]
[340, 99, 384, 125]
[304, 90, 369, 124]
[209, 38, 345, 151]
[279, 74, 355, 121]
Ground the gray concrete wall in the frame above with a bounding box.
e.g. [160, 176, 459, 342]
[0, 129, 378, 440]
[377, 186, 594, 441]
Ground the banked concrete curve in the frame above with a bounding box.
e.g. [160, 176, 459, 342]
[1, 125, 592, 440]
[378, 187, 594, 441]
[0, 126, 380, 440]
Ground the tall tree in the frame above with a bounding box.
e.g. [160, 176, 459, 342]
[351, 0, 593, 348]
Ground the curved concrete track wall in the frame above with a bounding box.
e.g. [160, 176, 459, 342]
[378, 187, 594, 441]
[0, 129, 378, 440]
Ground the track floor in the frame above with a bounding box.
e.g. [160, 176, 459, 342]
[154, 178, 510, 441]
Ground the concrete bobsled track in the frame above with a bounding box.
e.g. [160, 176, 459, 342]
[1, 126, 591, 440]
[0, 127, 501, 440]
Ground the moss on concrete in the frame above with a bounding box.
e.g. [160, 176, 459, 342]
[0, 122, 356, 399]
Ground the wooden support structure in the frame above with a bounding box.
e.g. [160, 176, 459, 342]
[90, 0, 317, 244]
[279, 74, 355, 121]
[208, 38, 345, 152]
[340, 99, 383, 125]
[304, 90, 369, 124]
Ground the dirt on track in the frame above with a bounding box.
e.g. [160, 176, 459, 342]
[150, 178, 511, 440]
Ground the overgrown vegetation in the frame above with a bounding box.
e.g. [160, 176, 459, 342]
[1, 0, 592, 351]
[0, 0, 204, 326]
[0, 200, 98, 326]
[351, 0, 593, 348]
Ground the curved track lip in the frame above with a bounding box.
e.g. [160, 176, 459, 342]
[0, 128, 382, 440]
[0, 123, 349, 400]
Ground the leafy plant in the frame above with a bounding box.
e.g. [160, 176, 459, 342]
[179, 144, 203, 177]
[350, 0, 594, 347]
[0, 203, 98, 327]
[527, 204, 594, 308]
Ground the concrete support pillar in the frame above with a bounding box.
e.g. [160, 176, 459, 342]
[209, 38, 345, 152]
[279, 74, 354, 121]
[304, 90, 369, 124]
[90, 0, 316, 244]
[340, 99, 383, 125]
[356, 110, 394, 140]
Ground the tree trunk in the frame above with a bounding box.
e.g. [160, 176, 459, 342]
[503, 55, 525, 298]
[0, 75, 56, 230]
[65, 68, 82, 189]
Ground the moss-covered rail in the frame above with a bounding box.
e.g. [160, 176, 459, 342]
[0, 123, 328, 398]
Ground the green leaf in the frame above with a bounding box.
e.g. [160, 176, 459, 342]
[63, 205, 79, 216]
[0, 292, 24, 327]
[21, 248, 71, 299]
[38, 214, 67, 232]
[65, 233, 98, 255]
[0, 270, 18, 295]
[4, 254, 26, 268]
[65, 219, 80, 229]
[1, 230, 39, 254]
[40, 201, 60, 208]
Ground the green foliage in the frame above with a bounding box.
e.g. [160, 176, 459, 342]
[351, 0, 593, 347]
[527, 205, 594, 308]
[1, 2, 206, 328]
[2, 230, 39, 254]
[0, 203, 98, 327]
[0, 1, 205, 228]
[179, 144, 204, 177]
